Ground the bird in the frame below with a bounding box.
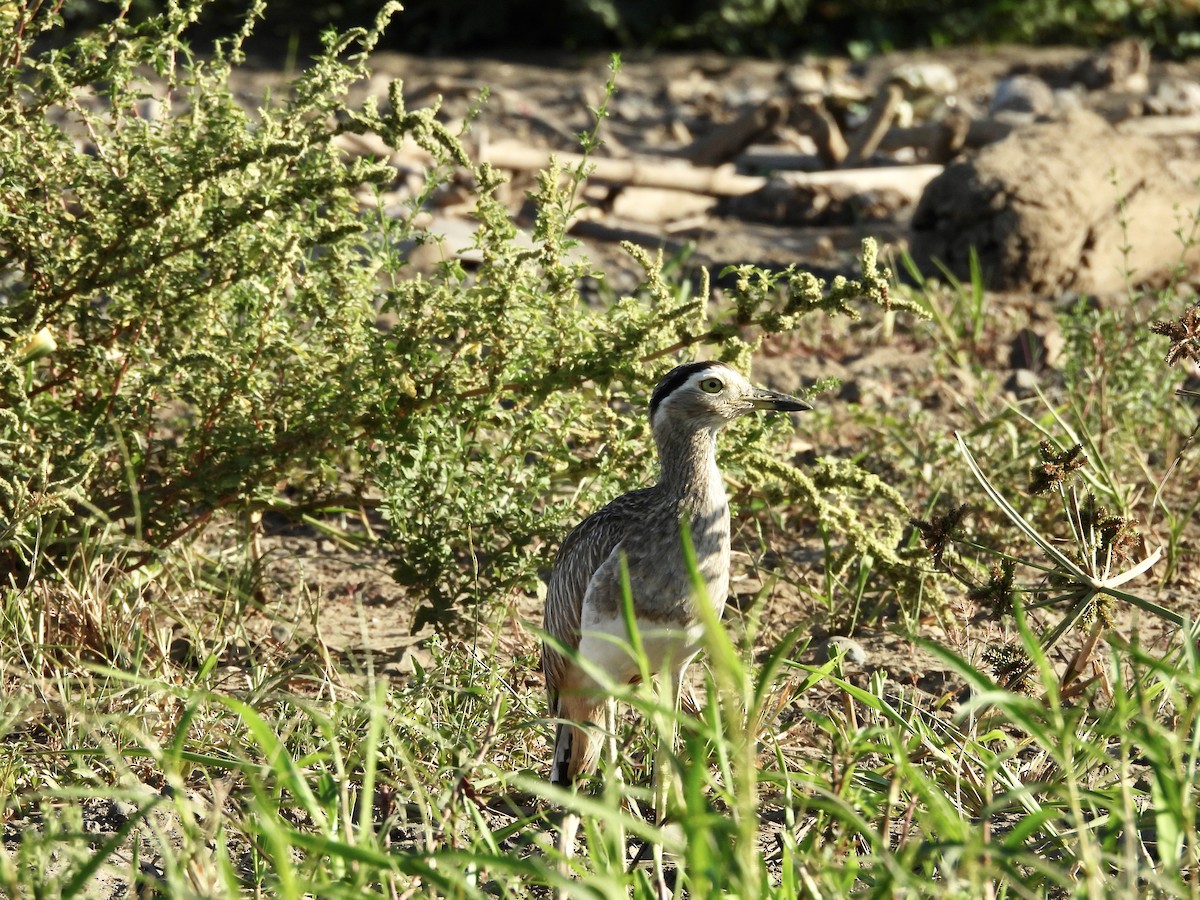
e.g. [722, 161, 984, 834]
[542, 360, 810, 786]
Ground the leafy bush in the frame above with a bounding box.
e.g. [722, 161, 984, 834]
[2, 3, 922, 633]
[1, 1, 406, 563]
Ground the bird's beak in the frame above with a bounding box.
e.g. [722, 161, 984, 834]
[748, 388, 812, 413]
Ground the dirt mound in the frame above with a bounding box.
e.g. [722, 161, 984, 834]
[910, 109, 1200, 294]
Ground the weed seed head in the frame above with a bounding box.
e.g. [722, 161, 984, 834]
[1079, 593, 1116, 629]
[983, 642, 1032, 692]
[968, 559, 1016, 618]
[1150, 304, 1200, 367]
[1028, 441, 1086, 494]
[910, 502, 968, 567]
[1078, 492, 1143, 569]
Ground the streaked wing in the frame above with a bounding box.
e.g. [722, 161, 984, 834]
[542, 488, 652, 697]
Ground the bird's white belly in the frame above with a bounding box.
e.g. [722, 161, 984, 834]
[575, 615, 705, 689]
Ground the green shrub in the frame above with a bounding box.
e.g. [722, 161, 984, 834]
[2, 3, 923, 633]
[1, 1, 406, 564]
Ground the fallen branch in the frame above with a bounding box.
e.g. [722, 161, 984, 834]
[482, 140, 942, 199]
[685, 97, 789, 167]
[772, 164, 943, 199]
[1117, 114, 1200, 137]
[483, 141, 764, 195]
[842, 82, 904, 168]
[878, 117, 1014, 154]
[793, 98, 848, 167]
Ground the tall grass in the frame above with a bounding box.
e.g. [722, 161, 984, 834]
[3, 568, 1196, 896]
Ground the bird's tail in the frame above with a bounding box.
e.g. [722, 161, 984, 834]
[550, 698, 605, 786]
[551, 719, 574, 786]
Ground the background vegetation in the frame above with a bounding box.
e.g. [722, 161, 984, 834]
[56, 0, 1200, 57]
[2, 1, 1198, 897]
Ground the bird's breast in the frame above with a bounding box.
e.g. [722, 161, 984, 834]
[623, 498, 731, 623]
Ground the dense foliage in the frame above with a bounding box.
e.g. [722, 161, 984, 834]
[1, 1, 919, 630]
[57, 0, 1200, 57]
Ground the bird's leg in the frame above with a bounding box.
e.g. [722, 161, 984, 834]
[603, 696, 630, 868]
[604, 696, 619, 772]
[552, 690, 605, 896]
[651, 667, 686, 899]
[554, 811, 581, 900]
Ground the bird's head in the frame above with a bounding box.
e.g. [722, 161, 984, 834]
[648, 361, 810, 433]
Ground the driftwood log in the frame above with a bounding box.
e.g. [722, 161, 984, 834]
[793, 98, 849, 166]
[482, 140, 941, 200]
[684, 97, 789, 167]
[842, 81, 904, 168]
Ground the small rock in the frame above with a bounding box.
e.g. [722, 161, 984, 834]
[823, 636, 867, 666]
[1005, 367, 1040, 398]
[780, 64, 825, 97]
[113, 799, 138, 819]
[1148, 78, 1200, 117]
[989, 75, 1057, 120]
[891, 62, 957, 97]
[1076, 38, 1150, 93]
[1009, 326, 1063, 371]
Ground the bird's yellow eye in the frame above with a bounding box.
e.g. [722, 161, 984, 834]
[699, 377, 724, 394]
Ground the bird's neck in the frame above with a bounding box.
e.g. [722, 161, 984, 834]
[655, 425, 726, 510]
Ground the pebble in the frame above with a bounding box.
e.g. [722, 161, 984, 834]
[823, 635, 867, 666]
[891, 62, 958, 97]
[1004, 367, 1040, 398]
[989, 74, 1057, 120]
[113, 799, 138, 819]
[1148, 78, 1200, 116]
[781, 64, 826, 97]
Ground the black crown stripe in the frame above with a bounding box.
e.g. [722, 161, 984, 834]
[649, 361, 726, 419]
